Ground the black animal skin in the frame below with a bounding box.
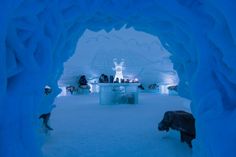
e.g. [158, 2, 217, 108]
[39, 113, 53, 131]
[158, 111, 196, 148]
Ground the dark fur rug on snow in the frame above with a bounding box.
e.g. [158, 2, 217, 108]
[158, 111, 196, 148]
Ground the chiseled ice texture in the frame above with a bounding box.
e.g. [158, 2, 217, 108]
[60, 28, 178, 87]
[0, 0, 236, 157]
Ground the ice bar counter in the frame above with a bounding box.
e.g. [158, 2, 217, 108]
[98, 83, 140, 105]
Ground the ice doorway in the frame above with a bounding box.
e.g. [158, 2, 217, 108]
[58, 27, 179, 96]
[42, 27, 192, 157]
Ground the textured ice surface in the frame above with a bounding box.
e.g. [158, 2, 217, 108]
[60, 28, 178, 87]
[0, 0, 236, 157]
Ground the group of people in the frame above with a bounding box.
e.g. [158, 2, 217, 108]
[99, 74, 139, 84]
[138, 84, 178, 92]
[138, 83, 159, 90]
[99, 74, 111, 83]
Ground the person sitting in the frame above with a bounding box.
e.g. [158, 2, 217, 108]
[109, 75, 114, 83]
[114, 78, 119, 83]
[78, 75, 90, 89]
[138, 84, 145, 90]
[125, 79, 130, 83]
[99, 74, 109, 83]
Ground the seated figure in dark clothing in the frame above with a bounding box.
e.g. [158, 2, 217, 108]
[138, 84, 145, 90]
[79, 75, 87, 86]
[109, 75, 114, 83]
[125, 79, 130, 83]
[158, 110, 196, 148]
[168, 85, 178, 91]
[113, 78, 119, 83]
[78, 75, 90, 89]
[99, 74, 109, 83]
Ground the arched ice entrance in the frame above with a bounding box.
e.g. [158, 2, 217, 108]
[1, 1, 236, 157]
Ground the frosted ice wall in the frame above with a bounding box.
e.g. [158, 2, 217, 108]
[0, 0, 236, 157]
[60, 28, 178, 87]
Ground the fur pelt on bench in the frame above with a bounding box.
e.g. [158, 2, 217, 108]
[158, 111, 196, 148]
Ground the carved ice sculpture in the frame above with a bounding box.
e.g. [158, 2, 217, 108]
[112, 58, 125, 83]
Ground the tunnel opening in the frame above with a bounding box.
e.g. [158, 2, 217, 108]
[1, 1, 236, 157]
[42, 27, 192, 157]
[58, 27, 179, 96]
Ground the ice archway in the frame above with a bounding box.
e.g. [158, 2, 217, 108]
[1, 0, 236, 157]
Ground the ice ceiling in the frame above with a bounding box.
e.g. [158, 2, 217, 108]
[0, 0, 236, 157]
[60, 27, 178, 86]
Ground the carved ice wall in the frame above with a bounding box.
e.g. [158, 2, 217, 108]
[0, 0, 236, 157]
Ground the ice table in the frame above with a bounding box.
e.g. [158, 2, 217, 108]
[98, 83, 140, 105]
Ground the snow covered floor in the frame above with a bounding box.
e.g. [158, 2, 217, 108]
[42, 93, 192, 157]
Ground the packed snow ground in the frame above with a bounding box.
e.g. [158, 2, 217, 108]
[42, 93, 192, 157]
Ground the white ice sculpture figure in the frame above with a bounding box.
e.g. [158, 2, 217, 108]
[112, 58, 125, 82]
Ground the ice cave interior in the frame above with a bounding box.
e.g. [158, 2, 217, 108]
[0, 0, 236, 157]
[59, 27, 179, 93]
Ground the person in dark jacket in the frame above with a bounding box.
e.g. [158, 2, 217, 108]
[79, 75, 88, 86]
[99, 74, 109, 83]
